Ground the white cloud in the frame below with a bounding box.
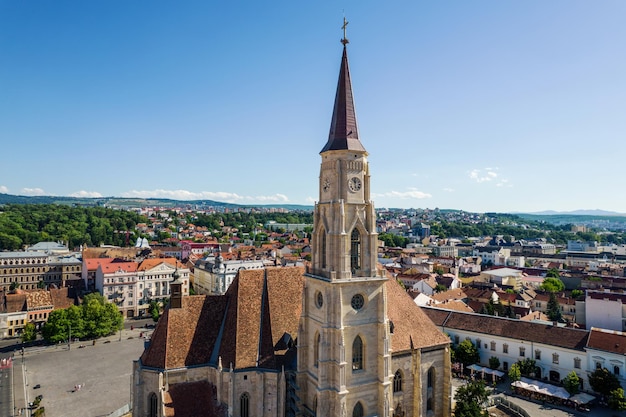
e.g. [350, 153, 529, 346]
[373, 188, 432, 199]
[496, 179, 513, 188]
[21, 187, 46, 196]
[70, 190, 103, 198]
[305, 196, 316, 204]
[469, 168, 499, 183]
[120, 189, 290, 204]
[0, 185, 8, 193]
[469, 168, 512, 188]
[443, 187, 455, 192]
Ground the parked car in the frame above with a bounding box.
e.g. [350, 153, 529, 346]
[33, 384, 41, 389]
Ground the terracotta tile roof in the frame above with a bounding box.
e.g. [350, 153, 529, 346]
[163, 380, 227, 417]
[3, 293, 27, 313]
[84, 258, 115, 271]
[587, 327, 626, 355]
[386, 279, 450, 351]
[141, 295, 226, 369]
[520, 311, 550, 322]
[141, 269, 449, 372]
[138, 258, 183, 271]
[50, 287, 78, 310]
[99, 261, 138, 274]
[24, 290, 53, 309]
[435, 300, 474, 313]
[141, 267, 305, 371]
[430, 289, 467, 303]
[421, 307, 589, 351]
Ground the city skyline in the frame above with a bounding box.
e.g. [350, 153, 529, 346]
[1, 1, 625, 213]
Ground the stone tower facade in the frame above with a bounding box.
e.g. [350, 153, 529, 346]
[297, 37, 394, 417]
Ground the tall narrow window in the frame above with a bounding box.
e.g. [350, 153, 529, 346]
[240, 392, 250, 417]
[321, 229, 327, 269]
[352, 402, 364, 417]
[350, 229, 361, 272]
[314, 332, 320, 368]
[393, 370, 403, 392]
[148, 392, 158, 417]
[428, 367, 435, 388]
[352, 335, 363, 371]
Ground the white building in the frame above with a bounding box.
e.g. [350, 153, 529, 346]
[586, 327, 626, 389]
[584, 291, 626, 332]
[193, 255, 265, 295]
[423, 307, 591, 389]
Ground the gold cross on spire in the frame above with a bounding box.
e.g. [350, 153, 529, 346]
[341, 17, 349, 45]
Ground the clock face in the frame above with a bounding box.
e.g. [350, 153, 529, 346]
[348, 176, 362, 192]
[323, 178, 331, 192]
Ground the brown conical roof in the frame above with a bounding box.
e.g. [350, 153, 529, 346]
[321, 45, 366, 153]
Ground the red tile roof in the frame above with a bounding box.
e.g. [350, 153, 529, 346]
[141, 269, 449, 371]
[587, 327, 626, 355]
[387, 279, 451, 351]
[138, 258, 183, 271]
[421, 307, 588, 351]
[99, 262, 138, 274]
[84, 258, 114, 271]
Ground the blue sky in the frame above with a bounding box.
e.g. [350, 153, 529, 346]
[1, 1, 625, 213]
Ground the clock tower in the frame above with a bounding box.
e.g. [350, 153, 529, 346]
[298, 19, 392, 417]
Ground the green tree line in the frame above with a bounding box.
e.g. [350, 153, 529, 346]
[42, 293, 123, 343]
[0, 204, 148, 250]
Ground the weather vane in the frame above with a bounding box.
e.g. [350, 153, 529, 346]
[341, 16, 349, 45]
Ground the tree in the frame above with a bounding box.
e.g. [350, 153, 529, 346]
[589, 367, 621, 396]
[488, 356, 500, 370]
[149, 300, 160, 322]
[435, 284, 447, 293]
[454, 380, 489, 417]
[9, 281, 19, 291]
[562, 371, 580, 395]
[21, 322, 37, 343]
[508, 363, 521, 382]
[454, 339, 479, 367]
[546, 292, 562, 321]
[571, 289, 583, 299]
[540, 277, 565, 293]
[43, 293, 122, 343]
[608, 388, 626, 411]
[517, 358, 537, 376]
[546, 268, 560, 278]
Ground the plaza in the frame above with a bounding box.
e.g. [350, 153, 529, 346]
[13, 328, 147, 417]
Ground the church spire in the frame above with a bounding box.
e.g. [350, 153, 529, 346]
[320, 18, 366, 153]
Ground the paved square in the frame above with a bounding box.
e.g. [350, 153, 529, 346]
[20, 329, 147, 417]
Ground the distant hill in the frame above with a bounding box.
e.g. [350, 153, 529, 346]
[521, 209, 626, 216]
[0, 193, 313, 211]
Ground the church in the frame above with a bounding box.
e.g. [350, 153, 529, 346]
[132, 26, 452, 417]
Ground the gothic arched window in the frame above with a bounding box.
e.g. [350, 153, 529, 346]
[352, 401, 364, 417]
[321, 229, 327, 269]
[240, 392, 250, 417]
[427, 367, 435, 388]
[148, 392, 158, 417]
[314, 332, 320, 368]
[393, 369, 403, 392]
[350, 229, 361, 272]
[352, 335, 363, 371]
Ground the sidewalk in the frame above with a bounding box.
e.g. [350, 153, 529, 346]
[13, 355, 29, 417]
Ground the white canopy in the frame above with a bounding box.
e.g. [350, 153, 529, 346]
[467, 364, 505, 377]
[569, 392, 596, 405]
[512, 377, 570, 400]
